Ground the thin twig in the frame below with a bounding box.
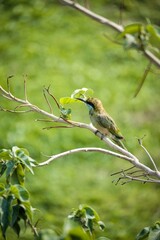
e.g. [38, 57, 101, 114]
[44, 86, 60, 109]
[111, 165, 160, 184]
[111, 166, 135, 176]
[0, 106, 32, 113]
[84, 0, 90, 9]
[35, 118, 55, 122]
[120, 174, 160, 184]
[7, 75, 14, 93]
[42, 125, 74, 130]
[138, 138, 159, 172]
[134, 61, 152, 97]
[43, 87, 53, 114]
[24, 75, 28, 101]
[112, 171, 160, 184]
[27, 220, 39, 237]
[103, 33, 122, 45]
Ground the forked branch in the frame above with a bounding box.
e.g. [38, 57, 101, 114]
[111, 166, 160, 184]
[0, 79, 160, 183]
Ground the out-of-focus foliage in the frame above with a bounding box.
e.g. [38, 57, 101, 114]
[0, 0, 160, 240]
[136, 222, 160, 240]
[0, 147, 37, 239]
[0, 146, 107, 240]
[37, 204, 107, 240]
[118, 22, 160, 56]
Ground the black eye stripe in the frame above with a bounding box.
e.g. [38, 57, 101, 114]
[86, 101, 95, 109]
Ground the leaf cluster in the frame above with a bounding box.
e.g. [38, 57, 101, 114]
[37, 204, 108, 240]
[136, 222, 160, 240]
[59, 88, 94, 120]
[0, 147, 109, 240]
[0, 146, 37, 239]
[118, 22, 160, 55]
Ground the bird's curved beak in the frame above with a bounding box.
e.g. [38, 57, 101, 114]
[75, 98, 86, 103]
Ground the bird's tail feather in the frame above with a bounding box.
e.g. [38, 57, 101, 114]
[113, 138, 128, 151]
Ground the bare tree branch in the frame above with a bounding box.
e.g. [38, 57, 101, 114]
[0, 82, 160, 183]
[143, 49, 160, 69]
[38, 147, 133, 167]
[59, 0, 123, 32]
[43, 87, 53, 114]
[59, 0, 160, 68]
[0, 83, 137, 160]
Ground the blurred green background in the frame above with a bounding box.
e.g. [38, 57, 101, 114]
[0, 0, 160, 239]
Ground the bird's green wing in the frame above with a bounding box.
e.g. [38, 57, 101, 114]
[97, 114, 123, 139]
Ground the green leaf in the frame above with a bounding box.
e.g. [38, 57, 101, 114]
[59, 97, 78, 105]
[0, 163, 7, 178]
[20, 201, 33, 222]
[71, 88, 94, 99]
[18, 205, 27, 221]
[68, 204, 105, 235]
[148, 230, 160, 240]
[59, 88, 94, 121]
[60, 106, 72, 120]
[10, 185, 33, 222]
[81, 204, 101, 223]
[16, 163, 25, 185]
[0, 148, 12, 161]
[6, 160, 16, 183]
[10, 184, 30, 202]
[136, 223, 160, 240]
[98, 221, 106, 231]
[12, 146, 37, 174]
[11, 204, 20, 236]
[80, 204, 105, 232]
[119, 23, 143, 38]
[0, 183, 6, 197]
[63, 219, 89, 240]
[1, 196, 13, 239]
[136, 227, 150, 240]
[148, 222, 160, 240]
[37, 229, 60, 240]
[59, 89, 94, 118]
[118, 23, 149, 50]
[11, 204, 20, 226]
[12, 220, 20, 237]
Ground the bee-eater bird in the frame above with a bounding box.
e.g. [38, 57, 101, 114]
[77, 97, 126, 149]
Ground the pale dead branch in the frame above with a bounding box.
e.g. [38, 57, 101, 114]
[0, 80, 160, 183]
